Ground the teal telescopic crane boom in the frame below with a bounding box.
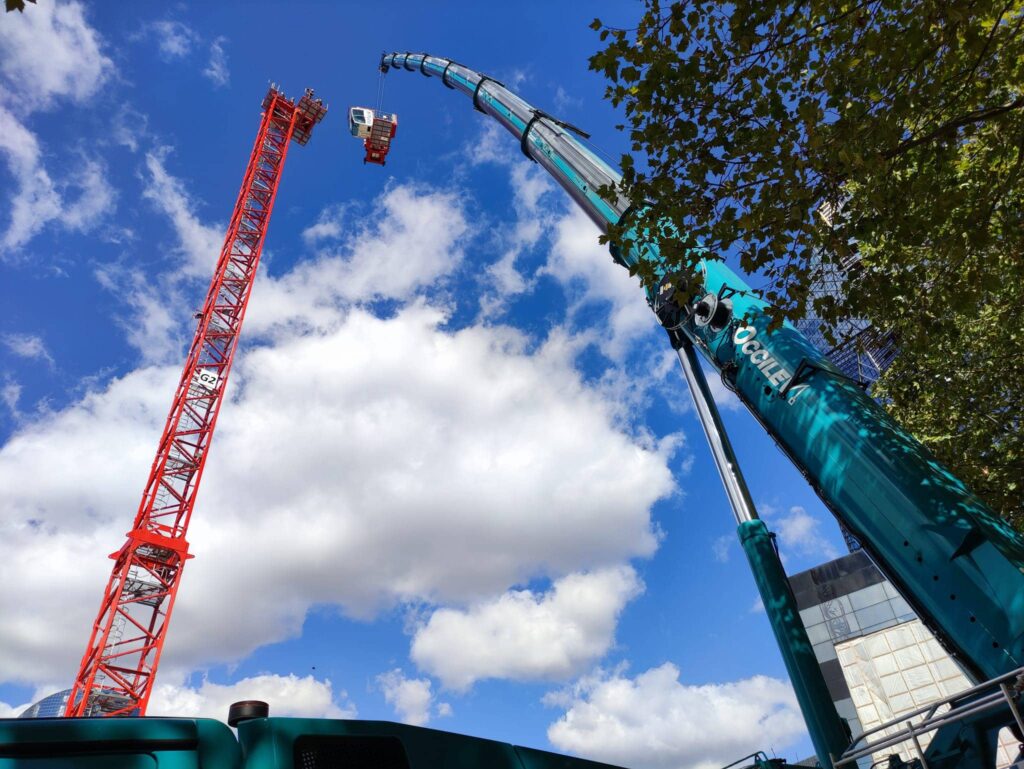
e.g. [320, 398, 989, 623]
[381, 51, 1024, 769]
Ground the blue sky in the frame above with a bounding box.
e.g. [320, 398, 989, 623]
[0, 3, 846, 767]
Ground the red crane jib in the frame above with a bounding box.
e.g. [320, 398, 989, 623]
[364, 116, 397, 165]
[65, 86, 325, 718]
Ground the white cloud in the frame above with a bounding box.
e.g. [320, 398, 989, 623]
[93, 264, 184, 364]
[412, 567, 643, 691]
[0, 1, 112, 112]
[471, 123, 557, 320]
[711, 534, 733, 563]
[91, 150, 225, 362]
[112, 106, 149, 153]
[767, 505, 839, 562]
[0, 699, 29, 718]
[111, 157, 464, 354]
[546, 664, 807, 769]
[469, 123, 722, 428]
[134, 21, 229, 89]
[542, 206, 656, 360]
[468, 123, 660, 363]
[0, 5, 116, 254]
[0, 107, 115, 254]
[485, 248, 531, 300]
[280, 184, 470, 306]
[149, 20, 198, 60]
[0, 301, 672, 685]
[142, 148, 224, 277]
[302, 206, 346, 245]
[482, 174, 556, 317]
[376, 670, 439, 726]
[61, 158, 116, 231]
[248, 185, 471, 336]
[553, 86, 583, 112]
[2, 333, 53, 366]
[149, 673, 355, 721]
[0, 107, 60, 252]
[0, 364, 175, 682]
[203, 37, 229, 88]
[470, 122, 656, 358]
[1, 380, 21, 417]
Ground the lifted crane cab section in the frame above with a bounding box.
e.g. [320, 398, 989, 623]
[348, 106, 398, 165]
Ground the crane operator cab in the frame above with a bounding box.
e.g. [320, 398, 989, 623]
[348, 106, 398, 165]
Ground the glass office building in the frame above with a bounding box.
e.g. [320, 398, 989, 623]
[17, 689, 72, 719]
[790, 551, 1019, 767]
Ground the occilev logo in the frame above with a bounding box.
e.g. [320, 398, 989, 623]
[733, 325, 810, 404]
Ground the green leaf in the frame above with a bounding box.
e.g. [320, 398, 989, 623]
[588, 0, 1024, 526]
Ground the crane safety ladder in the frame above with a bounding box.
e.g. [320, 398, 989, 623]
[65, 86, 326, 719]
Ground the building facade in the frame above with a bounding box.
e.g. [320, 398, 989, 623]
[17, 689, 72, 719]
[790, 551, 1020, 767]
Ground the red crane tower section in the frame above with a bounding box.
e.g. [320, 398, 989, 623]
[65, 86, 326, 718]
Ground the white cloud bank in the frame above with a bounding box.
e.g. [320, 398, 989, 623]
[0, 699, 29, 718]
[0, 110, 677, 717]
[0, 300, 672, 686]
[0, 1, 115, 253]
[0, 1, 112, 112]
[262, 183, 471, 315]
[412, 566, 643, 691]
[141, 148, 225, 278]
[542, 207, 655, 361]
[203, 37, 230, 88]
[765, 505, 840, 563]
[149, 673, 355, 721]
[2, 333, 53, 365]
[472, 123, 558, 319]
[546, 664, 807, 769]
[377, 669, 448, 726]
[0, 108, 115, 253]
[147, 20, 198, 61]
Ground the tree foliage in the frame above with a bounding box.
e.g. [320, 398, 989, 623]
[5, 0, 37, 13]
[590, 0, 1024, 523]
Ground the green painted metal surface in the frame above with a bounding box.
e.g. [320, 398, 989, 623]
[619, 228, 1024, 684]
[236, 717, 627, 769]
[739, 519, 849, 769]
[383, 59, 1024, 768]
[386, 48, 1024, 695]
[690, 261, 1024, 684]
[0, 717, 626, 769]
[0, 717, 240, 769]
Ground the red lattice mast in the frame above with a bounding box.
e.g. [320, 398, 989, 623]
[66, 87, 326, 718]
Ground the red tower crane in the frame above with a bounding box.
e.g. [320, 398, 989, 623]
[65, 86, 327, 718]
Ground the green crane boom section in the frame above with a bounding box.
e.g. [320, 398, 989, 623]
[379, 51, 1024, 689]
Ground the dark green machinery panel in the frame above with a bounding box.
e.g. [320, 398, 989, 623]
[237, 718, 626, 769]
[514, 744, 630, 769]
[0, 717, 625, 769]
[0, 717, 240, 769]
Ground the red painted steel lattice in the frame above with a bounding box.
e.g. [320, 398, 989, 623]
[65, 87, 326, 718]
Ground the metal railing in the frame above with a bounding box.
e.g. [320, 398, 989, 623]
[836, 666, 1024, 768]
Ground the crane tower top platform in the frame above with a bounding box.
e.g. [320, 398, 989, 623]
[262, 85, 327, 146]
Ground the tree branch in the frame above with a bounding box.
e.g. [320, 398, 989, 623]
[882, 98, 1024, 159]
